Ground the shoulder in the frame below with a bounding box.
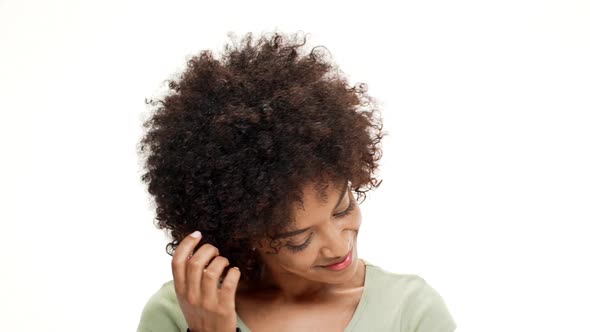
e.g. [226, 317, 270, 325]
[136, 281, 187, 332]
[363, 260, 457, 332]
[363, 260, 431, 302]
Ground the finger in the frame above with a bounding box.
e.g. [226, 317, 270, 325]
[201, 255, 230, 303]
[218, 267, 241, 309]
[186, 244, 220, 302]
[172, 231, 202, 296]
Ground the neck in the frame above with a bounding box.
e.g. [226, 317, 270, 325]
[238, 259, 366, 303]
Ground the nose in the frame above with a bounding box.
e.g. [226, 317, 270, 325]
[320, 224, 351, 258]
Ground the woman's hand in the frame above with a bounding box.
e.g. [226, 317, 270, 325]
[172, 231, 241, 332]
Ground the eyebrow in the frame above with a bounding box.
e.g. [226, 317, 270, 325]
[274, 181, 349, 239]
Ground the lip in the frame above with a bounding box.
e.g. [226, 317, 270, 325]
[322, 248, 353, 271]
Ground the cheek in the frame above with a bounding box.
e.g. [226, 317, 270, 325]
[351, 207, 362, 229]
[276, 247, 319, 270]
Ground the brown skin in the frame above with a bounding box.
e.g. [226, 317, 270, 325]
[173, 180, 366, 331]
[248, 179, 364, 301]
[172, 232, 241, 332]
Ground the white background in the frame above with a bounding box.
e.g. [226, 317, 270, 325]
[1, 0, 589, 331]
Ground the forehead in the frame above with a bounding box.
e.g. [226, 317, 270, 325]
[292, 179, 348, 213]
[268, 179, 350, 241]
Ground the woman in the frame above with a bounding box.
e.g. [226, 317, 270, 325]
[137, 31, 456, 332]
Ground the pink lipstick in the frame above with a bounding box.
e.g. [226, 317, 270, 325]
[322, 249, 353, 271]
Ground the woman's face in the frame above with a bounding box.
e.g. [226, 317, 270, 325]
[254, 179, 362, 287]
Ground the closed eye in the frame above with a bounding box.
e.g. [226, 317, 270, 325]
[286, 198, 356, 253]
[335, 198, 355, 217]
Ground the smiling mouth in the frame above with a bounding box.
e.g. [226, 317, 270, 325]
[320, 246, 353, 267]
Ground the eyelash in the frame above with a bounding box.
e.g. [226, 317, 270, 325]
[286, 199, 356, 253]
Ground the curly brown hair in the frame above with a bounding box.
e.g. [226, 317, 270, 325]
[138, 31, 385, 284]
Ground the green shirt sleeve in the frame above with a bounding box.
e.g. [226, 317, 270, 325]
[400, 277, 456, 332]
[136, 281, 188, 332]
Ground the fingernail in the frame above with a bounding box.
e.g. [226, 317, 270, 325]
[190, 231, 201, 238]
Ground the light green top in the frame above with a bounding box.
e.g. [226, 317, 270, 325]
[137, 259, 456, 332]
